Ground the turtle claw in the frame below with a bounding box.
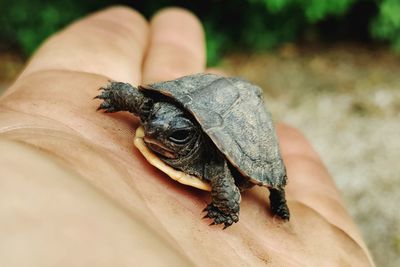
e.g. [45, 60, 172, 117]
[271, 203, 290, 221]
[203, 203, 239, 229]
[98, 101, 111, 110]
[94, 91, 110, 100]
[95, 85, 119, 113]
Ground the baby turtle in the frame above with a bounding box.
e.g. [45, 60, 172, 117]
[96, 73, 290, 228]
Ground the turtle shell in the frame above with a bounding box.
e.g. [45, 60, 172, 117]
[140, 74, 286, 188]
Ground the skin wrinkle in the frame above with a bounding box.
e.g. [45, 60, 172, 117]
[223, 226, 275, 267]
[7, 70, 110, 99]
[238, 221, 304, 267]
[0, 106, 81, 136]
[5, 135, 136, 201]
[219, 236, 250, 267]
[0, 118, 72, 135]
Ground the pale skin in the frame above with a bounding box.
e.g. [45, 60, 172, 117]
[0, 6, 374, 267]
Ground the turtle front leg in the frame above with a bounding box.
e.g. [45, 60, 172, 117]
[203, 159, 241, 229]
[95, 81, 152, 119]
[269, 187, 290, 220]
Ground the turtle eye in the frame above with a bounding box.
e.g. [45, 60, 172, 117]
[168, 129, 193, 144]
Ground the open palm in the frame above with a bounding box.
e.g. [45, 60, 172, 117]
[0, 7, 373, 266]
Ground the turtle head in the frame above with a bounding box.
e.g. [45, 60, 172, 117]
[143, 102, 201, 159]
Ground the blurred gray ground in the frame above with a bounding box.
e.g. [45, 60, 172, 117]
[223, 43, 400, 267]
[1, 44, 399, 266]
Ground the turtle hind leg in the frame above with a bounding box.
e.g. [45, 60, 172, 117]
[269, 187, 290, 220]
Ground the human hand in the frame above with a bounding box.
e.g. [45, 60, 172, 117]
[0, 6, 374, 266]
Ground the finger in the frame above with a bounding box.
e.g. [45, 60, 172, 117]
[17, 6, 149, 85]
[277, 123, 373, 261]
[142, 8, 205, 83]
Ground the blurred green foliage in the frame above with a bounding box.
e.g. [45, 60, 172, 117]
[371, 0, 400, 51]
[0, 0, 399, 64]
